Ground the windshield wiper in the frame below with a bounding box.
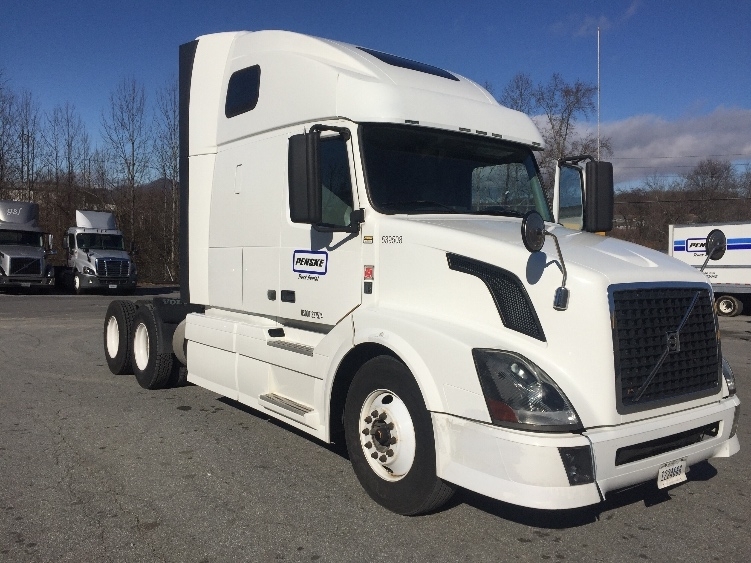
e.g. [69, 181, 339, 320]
[379, 200, 459, 213]
[469, 206, 524, 218]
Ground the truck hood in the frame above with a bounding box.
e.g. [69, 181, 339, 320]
[0, 245, 45, 259]
[86, 249, 131, 261]
[375, 215, 717, 427]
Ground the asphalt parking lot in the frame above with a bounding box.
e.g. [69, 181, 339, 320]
[1, 289, 750, 562]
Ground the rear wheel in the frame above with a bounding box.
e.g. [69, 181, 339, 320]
[344, 356, 455, 515]
[716, 295, 743, 317]
[131, 305, 175, 390]
[103, 300, 137, 374]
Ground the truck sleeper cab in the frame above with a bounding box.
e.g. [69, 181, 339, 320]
[102, 30, 739, 516]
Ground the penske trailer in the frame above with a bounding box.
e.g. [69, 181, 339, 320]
[101, 31, 739, 515]
[670, 221, 751, 317]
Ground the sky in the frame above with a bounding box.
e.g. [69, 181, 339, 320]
[2, 0, 750, 188]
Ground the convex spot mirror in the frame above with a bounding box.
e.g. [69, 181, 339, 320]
[521, 211, 546, 253]
[706, 229, 726, 261]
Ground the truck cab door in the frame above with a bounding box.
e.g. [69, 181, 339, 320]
[279, 128, 362, 328]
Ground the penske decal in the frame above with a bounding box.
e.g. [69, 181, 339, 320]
[293, 250, 328, 275]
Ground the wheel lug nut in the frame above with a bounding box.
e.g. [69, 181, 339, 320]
[386, 449, 394, 457]
[389, 437, 397, 445]
[379, 455, 387, 462]
[364, 416, 372, 423]
[387, 422, 394, 430]
[371, 410, 378, 418]
[378, 412, 387, 421]
[365, 441, 372, 449]
[371, 452, 378, 459]
[361, 428, 370, 435]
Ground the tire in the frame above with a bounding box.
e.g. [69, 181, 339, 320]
[103, 300, 138, 375]
[73, 272, 84, 295]
[344, 355, 455, 515]
[131, 304, 175, 390]
[716, 295, 743, 317]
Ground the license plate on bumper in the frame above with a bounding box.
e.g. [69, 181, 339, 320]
[657, 458, 687, 489]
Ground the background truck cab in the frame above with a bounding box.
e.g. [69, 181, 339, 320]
[0, 200, 55, 290]
[62, 210, 137, 294]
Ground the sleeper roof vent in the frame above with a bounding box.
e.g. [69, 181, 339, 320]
[357, 47, 459, 81]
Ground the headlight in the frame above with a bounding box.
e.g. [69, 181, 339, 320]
[722, 357, 736, 396]
[472, 349, 581, 431]
[83, 266, 95, 275]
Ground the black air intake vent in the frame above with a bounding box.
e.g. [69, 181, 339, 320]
[611, 286, 720, 414]
[447, 253, 545, 341]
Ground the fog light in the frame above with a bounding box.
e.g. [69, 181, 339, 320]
[558, 445, 595, 485]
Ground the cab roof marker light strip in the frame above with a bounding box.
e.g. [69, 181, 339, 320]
[459, 127, 471, 132]
[405, 119, 419, 125]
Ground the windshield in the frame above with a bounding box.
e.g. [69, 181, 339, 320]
[361, 124, 552, 220]
[76, 233, 125, 251]
[0, 229, 44, 247]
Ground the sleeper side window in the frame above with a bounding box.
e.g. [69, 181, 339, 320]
[319, 136, 354, 228]
[225, 65, 261, 118]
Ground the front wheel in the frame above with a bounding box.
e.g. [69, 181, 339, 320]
[73, 272, 84, 295]
[344, 356, 455, 515]
[716, 295, 743, 317]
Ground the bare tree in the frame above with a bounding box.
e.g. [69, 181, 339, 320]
[153, 78, 180, 281]
[101, 77, 152, 239]
[497, 72, 609, 200]
[0, 70, 17, 197]
[18, 91, 42, 201]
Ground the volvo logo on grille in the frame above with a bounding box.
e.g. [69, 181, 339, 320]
[666, 331, 681, 353]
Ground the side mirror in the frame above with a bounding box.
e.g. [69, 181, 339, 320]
[288, 125, 352, 227]
[62, 235, 68, 250]
[583, 161, 613, 233]
[700, 229, 726, 272]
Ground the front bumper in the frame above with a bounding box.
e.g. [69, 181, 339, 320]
[433, 395, 740, 510]
[0, 275, 55, 287]
[77, 273, 137, 291]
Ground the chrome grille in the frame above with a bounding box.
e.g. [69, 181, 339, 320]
[96, 259, 129, 278]
[611, 286, 720, 414]
[9, 257, 41, 275]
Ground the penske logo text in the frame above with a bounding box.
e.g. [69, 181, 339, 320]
[293, 250, 328, 275]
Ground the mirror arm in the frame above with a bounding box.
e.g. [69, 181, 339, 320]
[545, 230, 569, 311]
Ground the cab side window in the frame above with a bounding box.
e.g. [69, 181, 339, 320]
[319, 137, 354, 227]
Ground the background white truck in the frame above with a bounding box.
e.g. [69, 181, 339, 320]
[60, 210, 137, 295]
[669, 221, 751, 316]
[101, 30, 739, 515]
[0, 200, 56, 290]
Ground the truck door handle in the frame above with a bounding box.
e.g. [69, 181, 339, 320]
[281, 290, 295, 303]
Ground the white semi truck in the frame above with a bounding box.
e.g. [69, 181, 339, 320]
[102, 31, 739, 515]
[669, 221, 751, 317]
[61, 210, 138, 294]
[0, 200, 56, 290]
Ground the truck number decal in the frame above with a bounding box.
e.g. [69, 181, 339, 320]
[7, 208, 21, 215]
[301, 309, 323, 320]
[381, 235, 402, 244]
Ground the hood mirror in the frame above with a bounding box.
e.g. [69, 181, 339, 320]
[521, 211, 569, 311]
[700, 229, 726, 272]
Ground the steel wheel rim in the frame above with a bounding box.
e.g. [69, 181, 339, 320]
[74, 275, 80, 290]
[358, 389, 416, 481]
[133, 322, 150, 371]
[106, 316, 119, 358]
[718, 298, 733, 314]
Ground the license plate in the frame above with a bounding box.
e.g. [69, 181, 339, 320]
[109, 284, 117, 289]
[657, 458, 687, 489]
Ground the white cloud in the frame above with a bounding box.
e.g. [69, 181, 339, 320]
[594, 107, 751, 185]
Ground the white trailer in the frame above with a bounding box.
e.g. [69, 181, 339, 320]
[102, 31, 739, 515]
[669, 221, 751, 316]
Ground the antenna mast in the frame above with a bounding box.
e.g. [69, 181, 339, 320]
[597, 27, 601, 161]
